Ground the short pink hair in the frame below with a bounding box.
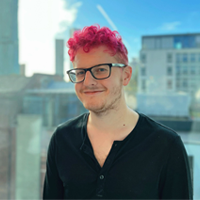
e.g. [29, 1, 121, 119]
[67, 24, 128, 64]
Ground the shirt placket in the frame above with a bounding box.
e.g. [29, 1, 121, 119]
[95, 141, 121, 198]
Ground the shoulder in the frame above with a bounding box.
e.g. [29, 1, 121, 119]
[52, 112, 89, 140]
[57, 112, 88, 131]
[138, 112, 181, 148]
[47, 113, 89, 154]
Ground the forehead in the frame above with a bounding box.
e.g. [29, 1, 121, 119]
[73, 45, 118, 68]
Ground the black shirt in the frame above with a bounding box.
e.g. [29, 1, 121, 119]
[43, 112, 193, 199]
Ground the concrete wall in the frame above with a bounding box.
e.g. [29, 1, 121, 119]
[15, 115, 42, 200]
[139, 48, 200, 95]
[139, 49, 176, 94]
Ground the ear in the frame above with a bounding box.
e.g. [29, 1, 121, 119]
[122, 66, 132, 86]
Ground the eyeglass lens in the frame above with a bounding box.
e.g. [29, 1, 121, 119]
[69, 64, 110, 82]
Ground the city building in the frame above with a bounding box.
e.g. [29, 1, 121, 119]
[137, 33, 200, 118]
[0, 75, 31, 199]
[23, 80, 86, 127]
[0, 73, 86, 199]
[139, 33, 200, 96]
[0, 0, 19, 75]
[55, 39, 64, 78]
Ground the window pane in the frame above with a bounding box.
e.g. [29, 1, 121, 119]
[183, 53, 188, 62]
[190, 53, 196, 62]
[167, 66, 172, 75]
[167, 53, 172, 63]
[140, 53, 146, 63]
[141, 67, 146, 76]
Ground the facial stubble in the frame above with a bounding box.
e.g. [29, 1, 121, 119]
[81, 79, 123, 117]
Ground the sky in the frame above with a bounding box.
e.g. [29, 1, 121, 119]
[18, 0, 200, 77]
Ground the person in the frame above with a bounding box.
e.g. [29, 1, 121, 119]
[43, 25, 193, 199]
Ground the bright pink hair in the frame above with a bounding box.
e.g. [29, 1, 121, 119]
[67, 24, 128, 64]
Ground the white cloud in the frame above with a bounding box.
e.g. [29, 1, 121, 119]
[18, 0, 82, 76]
[160, 21, 181, 31]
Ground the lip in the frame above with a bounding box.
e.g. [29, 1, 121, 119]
[83, 91, 104, 95]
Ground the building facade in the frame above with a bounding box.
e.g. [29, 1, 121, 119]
[0, 73, 86, 199]
[139, 33, 200, 95]
[0, 0, 19, 75]
[55, 39, 64, 78]
[137, 33, 200, 117]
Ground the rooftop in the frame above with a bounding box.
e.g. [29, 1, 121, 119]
[0, 75, 31, 93]
[142, 32, 200, 38]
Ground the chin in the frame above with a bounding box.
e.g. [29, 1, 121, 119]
[83, 102, 105, 112]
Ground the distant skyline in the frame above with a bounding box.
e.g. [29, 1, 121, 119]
[18, 0, 200, 77]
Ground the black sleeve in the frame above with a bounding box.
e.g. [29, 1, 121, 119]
[159, 136, 193, 200]
[43, 130, 64, 199]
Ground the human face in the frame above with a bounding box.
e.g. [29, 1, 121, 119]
[73, 46, 126, 115]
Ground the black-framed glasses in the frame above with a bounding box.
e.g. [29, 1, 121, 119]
[66, 63, 127, 83]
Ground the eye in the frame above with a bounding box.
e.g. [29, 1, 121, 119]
[98, 68, 107, 72]
[76, 71, 85, 76]
[93, 67, 108, 73]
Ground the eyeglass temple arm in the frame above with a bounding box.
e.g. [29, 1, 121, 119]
[112, 63, 127, 67]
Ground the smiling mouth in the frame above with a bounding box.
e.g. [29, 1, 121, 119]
[84, 91, 103, 95]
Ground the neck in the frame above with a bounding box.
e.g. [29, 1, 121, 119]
[87, 102, 138, 135]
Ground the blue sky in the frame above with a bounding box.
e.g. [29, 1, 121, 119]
[18, 0, 200, 77]
[70, 0, 200, 58]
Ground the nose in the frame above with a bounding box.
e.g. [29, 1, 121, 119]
[83, 71, 97, 86]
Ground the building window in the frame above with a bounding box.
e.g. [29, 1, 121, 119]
[174, 37, 182, 49]
[182, 53, 188, 62]
[190, 66, 196, 75]
[182, 66, 188, 75]
[141, 79, 146, 91]
[176, 80, 180, 89]
[176, 65, 180, 75]
[182, 79, 188, 88]
[174, 35, 196, 49]
[142, 38, 155, 49]
[167, 66, 172, 75]
[141, 67, 146, 76]
[176, 54, 181, 63]
[167, 53, 172, 63]
[167, 80, 172, 89]
[140, 53, 146, 63]
[161, 37, 173, 49]
[190, 53, 196, 62]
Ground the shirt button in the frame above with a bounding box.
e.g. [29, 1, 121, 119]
[115, 144, 118, 147]
[99, 175, 104, 180]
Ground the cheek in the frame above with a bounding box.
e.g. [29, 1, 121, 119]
[75, 84, 81, 95]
